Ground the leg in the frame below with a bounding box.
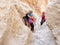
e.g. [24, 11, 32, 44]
[40, 20, 45, 25]
[30, 23, 34, 32]
[41, 21, 43, 25]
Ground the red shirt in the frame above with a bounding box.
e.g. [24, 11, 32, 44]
[42, 15, 46, 21]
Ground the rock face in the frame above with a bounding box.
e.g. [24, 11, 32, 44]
[46, 0, 60, 30]
[46, 0, 60, 45]
[21, 0, 48, 16]
[0, 0, 31, 45]
[0, 0, 60, 45]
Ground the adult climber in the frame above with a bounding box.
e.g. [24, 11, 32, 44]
[23, 13, 29, 26]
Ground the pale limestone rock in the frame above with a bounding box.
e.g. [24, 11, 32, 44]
[46, 0, 60, 45]
[0, 0, 59, 45]
[0, 0, 31, 45]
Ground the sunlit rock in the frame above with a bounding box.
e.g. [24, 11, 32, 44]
[46, 0, 60, 45]
[0, 0, 31, 45]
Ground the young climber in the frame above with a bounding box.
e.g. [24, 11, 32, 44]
[28, 10, 35, 32]
[23, 10, 35, 32]
[28, 17, 35, 32]
[40, 12, 46, 25]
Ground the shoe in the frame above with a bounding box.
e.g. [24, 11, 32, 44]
[32, 30, 35, 33]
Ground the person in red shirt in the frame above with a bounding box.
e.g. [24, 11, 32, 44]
[40, 12, 46, 25]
